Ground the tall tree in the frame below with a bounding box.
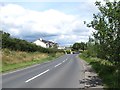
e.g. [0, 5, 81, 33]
[72, 42, 87, 51]
[72, 43, 81, 51]
[87, 1, 120, 61]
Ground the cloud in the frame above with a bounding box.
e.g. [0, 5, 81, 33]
[52, 34, 89, 45]
[1, 3, 93, 46]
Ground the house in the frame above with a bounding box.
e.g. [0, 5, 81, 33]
[58, 46, 65, 50]
[33, 38, 58, 48]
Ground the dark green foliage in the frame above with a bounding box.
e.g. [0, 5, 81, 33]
[65, 50, 71, 54]
[80, 54, 120, 88]
[1, 31, 63, 53]
[72, 43, 81, 51]
[86, 1, 120, 62]
[91, 61, 119, 88]
[82, 1, 120, 88]
[72, 42, 87, 51]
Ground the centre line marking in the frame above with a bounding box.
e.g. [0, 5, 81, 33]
[54, 63, 62, 67]
[25, 69, 50, 83]
[63, 60, 65, 63]
[65, 58, 68, 61]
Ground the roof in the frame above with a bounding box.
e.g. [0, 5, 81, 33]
[38, 38, 57, 44]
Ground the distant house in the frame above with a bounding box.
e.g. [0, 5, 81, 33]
[33, 38, 58, 48]
[58, 46, 65, 50]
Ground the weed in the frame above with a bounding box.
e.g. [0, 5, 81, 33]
[79, 54, 120, 88]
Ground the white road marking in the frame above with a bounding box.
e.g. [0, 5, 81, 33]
[2, 60, 52, 76]
[65, 58, 68, 61]
[54, 63, 62, 67]
[63, 60, 65, 63]
[25, 69, 50, 83]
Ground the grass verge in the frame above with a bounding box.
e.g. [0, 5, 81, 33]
[79, 53, 120, 89]
[1, 49, 63, 73]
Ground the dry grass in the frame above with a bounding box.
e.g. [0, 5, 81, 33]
[1, 49, 63, 72]
[2, 49, 48, 65]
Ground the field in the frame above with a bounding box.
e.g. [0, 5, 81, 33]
[1, 49, 63, 73]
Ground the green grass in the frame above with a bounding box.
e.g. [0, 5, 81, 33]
[2, 55, 58, 73]
[1, 49, 63, 73]
[79, 54, 120, 89]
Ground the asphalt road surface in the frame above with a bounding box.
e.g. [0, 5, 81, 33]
[2, 54, 85, 88]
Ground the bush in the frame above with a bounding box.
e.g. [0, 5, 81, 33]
[80, 53, 120, 88]
[1, 31, 63, 54]
[66, 50, 71, 54]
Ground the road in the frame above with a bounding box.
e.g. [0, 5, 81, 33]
[2, 54, 85, 88]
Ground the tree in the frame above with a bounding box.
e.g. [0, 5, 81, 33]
[80, 42, 87, 51]
[86, 1, 120, 62]
[72, 42, 87, 51]
[2, 31, 60, 53]
[72, 43, 81, 51]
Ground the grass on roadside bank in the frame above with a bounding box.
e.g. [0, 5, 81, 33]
[1, 49, 64, 73]
[79, 53, 120, 89]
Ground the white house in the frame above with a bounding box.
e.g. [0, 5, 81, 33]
[33, 38, 58, 48]
[58, 46, 65, 49]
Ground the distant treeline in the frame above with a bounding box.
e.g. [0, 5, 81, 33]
[1, 31, 63, 53]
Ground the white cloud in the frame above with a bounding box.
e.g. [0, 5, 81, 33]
[9, 28, 20, 36]
[1, 0, 117, 2]
[53, 34, 89, 46]
[1, 3, 93, 46]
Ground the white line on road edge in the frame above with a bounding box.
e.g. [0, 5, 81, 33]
[54, 63, 62, 67]
[63, 60, 65, 63]
[2, 64, 41, 76]
[64, 58, 68, 62]
[2, 61, 51, 76]
[25, 69, 50, 83]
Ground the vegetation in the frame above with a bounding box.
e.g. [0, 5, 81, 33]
[1, 31, 64, 72]
[65, 50, 71, 54]
[72, 42, 87, 51]
[85, 0, 120, 62]
[1, 31, 63, 54]
[80, 53, 120, 88]
[78, 0, 120, 89]
[1, 48, 63, 73]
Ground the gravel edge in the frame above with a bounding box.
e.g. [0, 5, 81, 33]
[78, 56, 104, 89]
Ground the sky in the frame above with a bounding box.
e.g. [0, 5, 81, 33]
[0, 0, 116, 46]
